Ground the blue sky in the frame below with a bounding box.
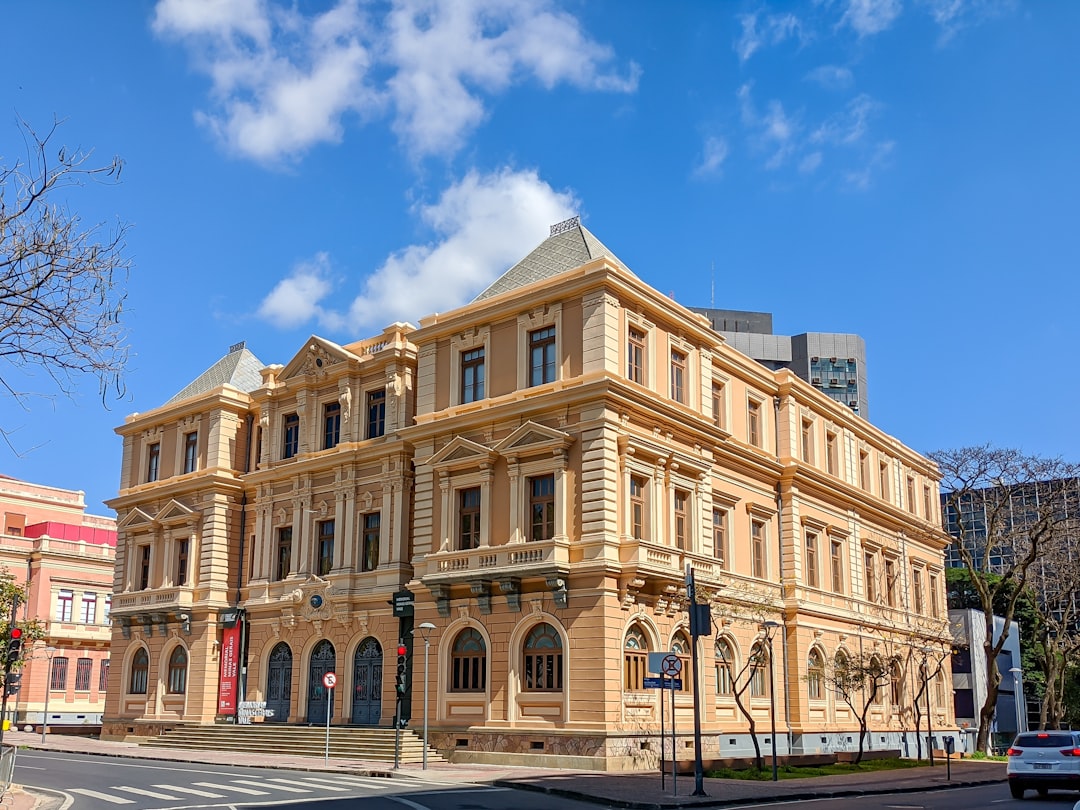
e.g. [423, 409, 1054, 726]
[1, 0, 1076, 515]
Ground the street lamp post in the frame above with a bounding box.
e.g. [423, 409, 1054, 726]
[761, 621, 780, 782]
[416, 622, 436, 770]
[1009, 667, 1023, 734]
[40, 646, 56, 744]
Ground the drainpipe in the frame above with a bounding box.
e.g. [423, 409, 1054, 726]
[773, 396, 794, 757]
[235, 412, 255, 706]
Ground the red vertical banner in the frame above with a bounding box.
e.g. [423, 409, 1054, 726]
[218, 622, 241, 715]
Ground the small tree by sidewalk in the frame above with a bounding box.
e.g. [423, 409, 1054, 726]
[821, 649, 899, 764]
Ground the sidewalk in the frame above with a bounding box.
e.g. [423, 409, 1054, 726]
[2, 730, 1007, 809]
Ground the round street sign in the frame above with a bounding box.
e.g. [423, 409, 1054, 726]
[323, 672, 337, 689]
[661, 655, 682, 676]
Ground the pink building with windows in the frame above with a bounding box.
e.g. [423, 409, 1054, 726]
[0, 475, 115, 732]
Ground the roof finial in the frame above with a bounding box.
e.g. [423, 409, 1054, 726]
[550, 215, 580, 236]
[229, 341, 246, 353]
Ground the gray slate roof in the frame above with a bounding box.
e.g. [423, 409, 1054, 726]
[473, 218, 632, 302]
[166, 343, 265, 405]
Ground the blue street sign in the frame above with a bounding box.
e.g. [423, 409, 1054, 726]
[643, 677, 682, 690]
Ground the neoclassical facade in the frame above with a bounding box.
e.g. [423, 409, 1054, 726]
[103, 219, 954, 767]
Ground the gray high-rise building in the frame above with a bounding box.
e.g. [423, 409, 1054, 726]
[690, 308, 869, 419]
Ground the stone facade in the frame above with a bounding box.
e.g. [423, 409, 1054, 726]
[103, 220, 954, 767]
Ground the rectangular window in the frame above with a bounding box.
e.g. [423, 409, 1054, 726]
[826, 432, 838, 476]
[912, 567, 925, 614]
[805, 532, 819, 588]
[712, 508, 727, 568]
[885, 558, 897, 607]
[670, 349, 687, 403]
[275, 527, 292, 581]
[317, 520, 335, 576]
[673, 489, 689, 549]
[630, 475, 647, 540]
[747, 400, 761, 447]
[176, 538, 189, 586]
[528, 475, 555, 542]
[361, 513, 380, 572]
[366, 389, 386, 439]
[529, 326, 557, 386]
[859, 451, 870, 490]
[99, 659, 110, 692]
[923, 485, 933, 520]
[751, 519, 766, 579]
[627, 326, 646, 384]
[147, 443, 160, 483]
[282, 413, 299, 459]
[458, 487, 481, 550]
[75, 658, 93, 691]
[929, 573, 940, 618]
[56, 589, 73, 622]
[139, 545, 151, 590]
[50, 657, 68, 691]
[830, 540, 844, 593]
[906, 477, 916, 513]
[879, 461, 890, 501]
[864, 552, 877, 603]
[180, 431, 198, 474]
[712, 382, 725, 428]
[323, 402, 341, 449]
[104, 596, 111, 625]
[461, 348, 485, 403]
[801, 420, 813, 463]
[80, 592, 97, 625]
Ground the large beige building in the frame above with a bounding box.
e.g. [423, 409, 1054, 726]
[104, 219, 953, 767]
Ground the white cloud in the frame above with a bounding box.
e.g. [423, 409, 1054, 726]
[843, 140, 895, 189]
[804, 64, 854, 91]
[255, 168, 579, 333]
[738, 84, 800, 170]
[257, 253, 336, 328]
[799, 152, 823, 174]
[735, 11, 805, 62]
[839, 0, 902, 37]
[153, 0, 639, 164]
[693, 136, 729, 178]
[918, 0, 1015, 43]
[811, 93, 879, 145]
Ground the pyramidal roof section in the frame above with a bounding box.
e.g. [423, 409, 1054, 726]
[166, 341, 265, 405]
[473, 216, 634, 302]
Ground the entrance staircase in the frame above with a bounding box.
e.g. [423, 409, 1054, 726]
[140, 724, 444, 765]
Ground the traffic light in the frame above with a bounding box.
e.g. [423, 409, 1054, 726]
[3, 671, 21, 697]
[5, 627, 23, 667]
[395, 642, 408, 696]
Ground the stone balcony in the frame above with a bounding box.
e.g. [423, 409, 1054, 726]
[111, 587, 193, 617]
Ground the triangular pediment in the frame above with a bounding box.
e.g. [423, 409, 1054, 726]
[155, 500, 199, 526]
[494, 421, 573, 457]
[426, 436, 497, 470]
[117, 507, 155, 530]
[280, 336, 360, 381]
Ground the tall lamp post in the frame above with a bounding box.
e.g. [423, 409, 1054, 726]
[40, 646, 56, 744]
[1009, 667, 1024, 734]
[761, 621, 780, 782]
[416, 622, 436, 770]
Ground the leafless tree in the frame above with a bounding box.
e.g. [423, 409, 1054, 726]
[820, 648, 899, 764]
[1, 116, 131, 449]
[931, 445, 1080, 752]
[1030, 531, 1080, 730]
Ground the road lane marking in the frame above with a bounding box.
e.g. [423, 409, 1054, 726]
[389, 797, 433, 810]
[68, 788, 135, 804]
[151, 784, 227, 797]
[232, 779, 312, 793]
[114, 786, 185, 799]
[191, 781, 270, 795]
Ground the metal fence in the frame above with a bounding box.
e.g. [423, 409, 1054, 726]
[0, 744, 16, 797]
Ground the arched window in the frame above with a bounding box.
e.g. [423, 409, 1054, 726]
[671, 631, 693, 693]
[128, 648, 148, 695]
[715, 638, 735, 696]
[450, 628, 486, 692]
[807, 649, 824, 700]
[522, 623, 563, 692]
[869, 656, 885, 704]
[624, 625, 648, 691]
[749, 642, 768, 698]
[167, 646, 188, 694]
[890, 660, 903, 707]
[834, 650, 850, 700]
[934, 670, 946, 708]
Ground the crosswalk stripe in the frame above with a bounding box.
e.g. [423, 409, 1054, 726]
[290, 777, 354, 792]
[68, 788, 135, 805]
[191, 781, 270, 795]
[231, 779, 312, 793]
[152, 784, 227, 798]
[113, 786, 183, 799]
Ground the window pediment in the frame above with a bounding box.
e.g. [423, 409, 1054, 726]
[279, 336, 360, 381]
[427, 436, 497, 472]
[494, 421, 573, 459]
[117, 507, 155, 530]
[156, 500, 199, 527]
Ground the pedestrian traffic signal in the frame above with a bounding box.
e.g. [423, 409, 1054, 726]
[5, 627, 23, 667]
[395, 643, 408, 695]
[3, 671, 21, 696]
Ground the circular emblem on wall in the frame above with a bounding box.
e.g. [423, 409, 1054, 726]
[309, 594, 323, 609]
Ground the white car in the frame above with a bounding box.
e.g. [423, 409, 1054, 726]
[1005, 730, 1080, 799]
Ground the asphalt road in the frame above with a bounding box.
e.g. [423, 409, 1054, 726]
[12, 750, 605, 810]
[749, 782, 1080, 809]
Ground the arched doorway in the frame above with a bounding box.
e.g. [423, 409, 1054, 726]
[351, 638, 383, 724]
[306, 640, 336, 723]
[265, 642, 292, 723]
